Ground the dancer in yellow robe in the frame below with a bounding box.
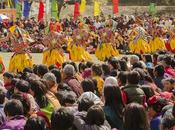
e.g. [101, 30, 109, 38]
[68, 30, 92, 62]
[129, 26, 151, 54]
[95, 30, 119, 61]
[170, 32, 175, 51]
[1, 26, 33, 73]
[43, 27, 65, 68]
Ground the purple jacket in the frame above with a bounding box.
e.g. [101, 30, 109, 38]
[64, 76, 83, 97]
[0, 115, 26, 130]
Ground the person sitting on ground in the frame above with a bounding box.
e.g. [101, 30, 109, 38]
[0, 99, 26, 130]
[63, 64, 83, 97]
[117, 71, 128, 87]
[108, 57, 119, 77]
[162, 78, 175, 92]
[50, 69, 62, 85]
[37, 65, 49, 78]
[0, 89, 6, 126]
[148, 95, 168, 130]
[14, 79, 39, 112]
[51, 107, 76, 130]
[153, 65, 165, 90]
[162, 55, 175, 78]
[74, 105, 111, 130]
[101, 63, 111, 80]
[103, 82, 124, 130]
[123, 103, 149, 130]
[91, 64, 104, 96]
[121, 71, 145, 105]
[81, 78, 99, 96]
[3, 72, 14, 98]
[24, 117, 49, 130]
[160, 115, 175, 130]
[43, 73, 61, 111]
[12, 93, 31, 118]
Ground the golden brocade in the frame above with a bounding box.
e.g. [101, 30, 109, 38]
[68, 44, 92, 62]
[95, 43, 119, 61]
[43, 49, 65, 67]
[9, 53, 33, 73]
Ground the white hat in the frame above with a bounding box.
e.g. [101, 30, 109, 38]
[104, 76, 118, 87]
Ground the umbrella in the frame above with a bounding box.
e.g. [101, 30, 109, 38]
[0, 14, 9, 21]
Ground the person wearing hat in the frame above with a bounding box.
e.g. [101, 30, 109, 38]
[42, 26, 65, 68]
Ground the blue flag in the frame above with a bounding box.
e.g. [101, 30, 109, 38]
[23, 0, 31, 18]
[13, 0, 18, 8]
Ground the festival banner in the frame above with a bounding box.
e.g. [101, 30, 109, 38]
[23, 0, 31, 18]
[38, 0, 44, 21]
[112, 0, 118, 14]
[7, 0, 14, 8]
[149, 3, 157, 15]
[74, 1, 80, 20]
[80, 0, 86, 14]
[94, 0, 100, 16]
[51, 0, 59, 20]
[16, 1, 22, 18]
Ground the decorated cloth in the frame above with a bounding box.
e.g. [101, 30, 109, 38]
[43, 32, 65, 67]
[9, 53, 33, 73]
[43, 49, 65, 68]
[95, 43, 119, 61]
[0, 55, 5, 74]
[7, 26, 34, 73]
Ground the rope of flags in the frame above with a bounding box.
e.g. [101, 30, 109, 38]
[6, 0, 119, 20]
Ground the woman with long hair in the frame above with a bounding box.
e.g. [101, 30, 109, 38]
[103, 85, 124, 130]
[123, 103, 149, 130]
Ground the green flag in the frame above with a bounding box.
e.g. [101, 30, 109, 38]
[16, 2, 22, 18]
[51, 0, 59, 20]
[149, 3, 157, 15]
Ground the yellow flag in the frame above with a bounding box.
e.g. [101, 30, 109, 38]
[80, 0, 86, 14]
[94, 0, 100, 16]
[7, 0, 11, 8]
[9, 25, 17, 34]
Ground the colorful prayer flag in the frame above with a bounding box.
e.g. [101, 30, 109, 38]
[94, 0, 100, 16]
[51, 0, 59, 20]
[74, 1, 80, 20]
[23, 0, 31, 18]
[112, 0, 118, 14]
[149, 3, 157, 15]
[38, 0, 45, 21]
[16, 1, 22, 18]
[80, 0, 86, 14]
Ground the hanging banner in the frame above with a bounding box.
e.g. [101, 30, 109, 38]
[23, 0, 31, 18]
[149, 3, 157, 15]
[16, 1, 22, 18]
[74, 1, 80, 20]
[112, 0, 118, 14]
[38, 0, 44, 21]
[51, 0, 59, 20]
[80, 0, 86, 14]
[94, 0, 100, 16]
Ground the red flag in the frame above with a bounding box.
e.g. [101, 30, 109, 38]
[38, 0, 44, 22]
[113, 0, 118, 14]
[74, 1, 80, 20]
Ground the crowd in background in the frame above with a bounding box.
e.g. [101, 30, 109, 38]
[0, 13, 175, 54]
